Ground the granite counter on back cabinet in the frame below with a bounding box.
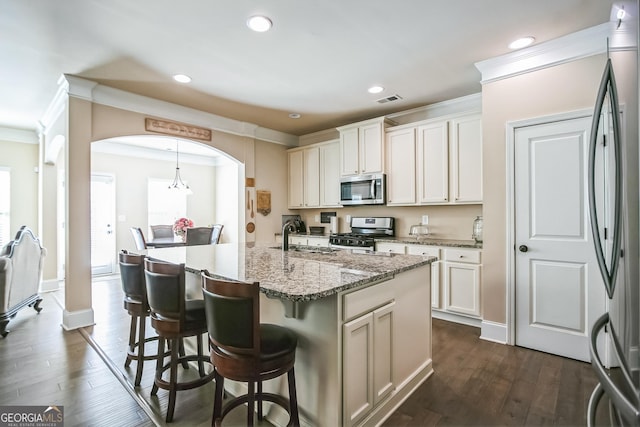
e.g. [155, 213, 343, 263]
[376, 237, 482, 249]
[145, 242, 435, 301]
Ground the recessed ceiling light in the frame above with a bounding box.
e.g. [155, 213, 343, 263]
[173, 74, 192, 83]
[508, 36, 535, 50]
[288, 113, 301, 119]
[247, 15, 272, 32]
[368, 86, 384, 94]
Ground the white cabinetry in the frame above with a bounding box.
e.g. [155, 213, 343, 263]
[385, 113, 482, 206]
[288, 140, 340, 209]
[406, 245, 441, 309]
[442, 248, 481, 317]
[343, 282, 395, 427]
[374, 242, 482, 323]
[385, 128, 416, 205]
[450, 115, 483, 203]
[338, 118, 387, 176]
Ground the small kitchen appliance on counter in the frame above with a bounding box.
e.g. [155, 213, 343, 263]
[281, 215, 306, 233]
[329, 217, 394, 250]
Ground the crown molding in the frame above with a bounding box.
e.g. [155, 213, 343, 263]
[54, 75, 299, 147]
[0, 126, 38, 144]
[475, 21, 638, 84]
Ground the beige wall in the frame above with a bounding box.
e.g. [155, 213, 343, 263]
[481, 51, 638, 324]
[297, 204, 482, 240]
[91, 151, 219, 251]
[0, 140, 39, 241]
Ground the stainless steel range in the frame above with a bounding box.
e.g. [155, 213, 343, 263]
[329, 217, 394, 250]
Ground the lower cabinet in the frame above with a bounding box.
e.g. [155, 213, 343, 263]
[343, 301, 395, 426]
[442, 248, 481, 317]
[374, 242, 482, 322]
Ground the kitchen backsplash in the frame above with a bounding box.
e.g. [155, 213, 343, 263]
[296, 204, 482, 240]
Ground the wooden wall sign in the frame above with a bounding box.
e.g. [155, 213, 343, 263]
[145, 118, 212, 141]
[256, 190, 271, 216]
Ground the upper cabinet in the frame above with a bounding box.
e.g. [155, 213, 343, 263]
[386, 113, 482, 206]
[338, 117, 388, 176]
[288, 140, 341, 209]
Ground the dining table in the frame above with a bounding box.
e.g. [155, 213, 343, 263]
[146, 236, 186, 248]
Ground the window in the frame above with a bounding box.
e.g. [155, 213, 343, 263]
[0, 169, 9, 246]
[148, 178, 187, 232]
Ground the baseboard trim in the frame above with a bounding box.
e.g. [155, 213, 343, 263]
[432, 310, 481, 328]
[62, 308, 95, 330]
[480, 320, 508, 344]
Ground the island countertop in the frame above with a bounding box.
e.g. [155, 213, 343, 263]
[145, 242, 435, 302]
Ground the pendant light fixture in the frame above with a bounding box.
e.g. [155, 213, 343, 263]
[168, 140, 193, 195]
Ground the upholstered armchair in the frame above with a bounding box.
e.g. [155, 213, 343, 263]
[0, 226, 47, 337]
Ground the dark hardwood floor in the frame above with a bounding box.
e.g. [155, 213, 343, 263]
[0, 276, 611, 426]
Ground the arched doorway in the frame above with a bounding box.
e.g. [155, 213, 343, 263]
[88, 135, 243, 276]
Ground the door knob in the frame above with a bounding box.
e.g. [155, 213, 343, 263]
[519, 245, 529, 253]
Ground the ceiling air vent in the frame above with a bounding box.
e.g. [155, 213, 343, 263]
[376, 94, 403, 104]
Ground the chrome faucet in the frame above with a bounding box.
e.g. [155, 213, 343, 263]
[282, 220, 296, 251]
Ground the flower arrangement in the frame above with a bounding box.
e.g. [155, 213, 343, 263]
[173, 217, 194, 237]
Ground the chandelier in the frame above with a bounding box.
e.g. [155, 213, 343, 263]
[168, 140, 193, 195]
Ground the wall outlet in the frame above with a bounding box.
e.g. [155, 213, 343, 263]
[345, 214, 351, 224]
[314, 215, 320, 223]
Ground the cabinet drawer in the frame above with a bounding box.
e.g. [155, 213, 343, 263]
[406, 245, 440, 258]
[375, 242, 406, 254]
[443, 248, 481, 263]
[289, 236, 307, 246]
[307, 236, 329, 247]
[343, 280, 394, 322]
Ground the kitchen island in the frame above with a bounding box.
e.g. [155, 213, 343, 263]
[145, 242, 435, 427]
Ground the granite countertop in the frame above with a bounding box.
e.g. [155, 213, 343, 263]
[376, 237, 482, 249]
[145, 242, 435, 302]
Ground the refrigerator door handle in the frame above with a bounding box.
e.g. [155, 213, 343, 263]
[587, 57, 623, 299]
[589, 313, 640, 424]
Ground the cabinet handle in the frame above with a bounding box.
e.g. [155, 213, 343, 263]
[459, 255, 464, 258]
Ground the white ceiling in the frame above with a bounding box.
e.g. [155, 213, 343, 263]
[0, 0, 627, 137]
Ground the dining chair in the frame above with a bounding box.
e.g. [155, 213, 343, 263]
[129, 227, 148, 250]
[144, 259, 214, 422]
[185, 227, 214, 246]
[150, 224, 174, 239]
[210, 224, 224, 244]
[201, 271, 300, 426]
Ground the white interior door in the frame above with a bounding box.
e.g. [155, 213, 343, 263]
[91, 174, 116, 275]
[514, 116, 606, 362]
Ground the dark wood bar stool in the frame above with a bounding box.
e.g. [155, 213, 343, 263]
[201, 271, 300, 427]
[144, 259, 214, 423]
[119, 250, 167, 387]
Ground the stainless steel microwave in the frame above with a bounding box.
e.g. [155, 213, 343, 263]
[340, 173, 386, 206]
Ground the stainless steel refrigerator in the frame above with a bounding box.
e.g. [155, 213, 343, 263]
[587, 50, 640, 425]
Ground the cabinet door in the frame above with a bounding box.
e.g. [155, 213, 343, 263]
[320, 141, 341, 206]
[373, 301, 395, 405]
[417, 121, 449, 203]
[451, 115, 482, 203]
[443, 261, 481, 317]
[360, 123, 384, 174]
[288, 150, 304, 208]
[340, 127, 360, 176]
[303, 146, 320, 207]
[343, 313, 374, 426]
[386, 128, 416, 205]
[406, 245, 441, 309]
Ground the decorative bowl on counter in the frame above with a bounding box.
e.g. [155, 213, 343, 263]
[409, 224, 430, 241]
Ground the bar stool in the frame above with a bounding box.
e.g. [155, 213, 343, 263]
[119, 250, 167, 387]
[201, 270, 300, 427]
[144, 259, 214, 423]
